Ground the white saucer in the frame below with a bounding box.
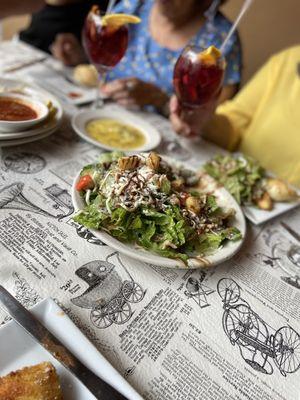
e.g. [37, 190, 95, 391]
[0, 126, 59, 147]
[72, 108, 161, 152]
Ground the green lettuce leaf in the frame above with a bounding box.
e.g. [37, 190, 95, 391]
[204, 154, 265, 205]
[74, 204, 107, 230]
[98, 151, 124, 165]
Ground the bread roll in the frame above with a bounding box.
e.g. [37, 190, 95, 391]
[73, 64, 99, 87]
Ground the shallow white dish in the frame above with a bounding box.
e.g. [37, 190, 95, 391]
[72, 108, 161, 152]
[72, 155, 246, 269]
[0, 298, 143, 400]
[0, 126, 58, 147]
[243, 200, 300, 225]
[0, 93, 49, 132]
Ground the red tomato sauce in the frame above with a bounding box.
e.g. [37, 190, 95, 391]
[0, 98, 38, 121]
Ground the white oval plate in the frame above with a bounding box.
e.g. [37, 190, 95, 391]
[72, 108, 161, 152]
[72, 155, 246, 269]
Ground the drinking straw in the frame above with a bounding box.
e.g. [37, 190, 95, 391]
[205, 0, 221, 21]
[220, 0, 254, 53]
[106, 0, 117, 15]
[205, 0, 221, 33]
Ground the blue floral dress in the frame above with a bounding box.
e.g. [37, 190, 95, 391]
[107, 0, 242, 95]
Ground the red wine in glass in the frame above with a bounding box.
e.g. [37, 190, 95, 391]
[173, 46, 225, 107]
[83, 9, 129, 72]
[82, 6, 129, 107]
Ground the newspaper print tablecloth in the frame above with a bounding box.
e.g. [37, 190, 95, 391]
[0, 44, 300, 400]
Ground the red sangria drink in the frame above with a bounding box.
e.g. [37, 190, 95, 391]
[83, 6, 129, 72]
[173, 46, 226, 107]
[82, 6, 141, 107]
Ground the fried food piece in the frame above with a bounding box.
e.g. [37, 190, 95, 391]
[0, 362, 63, 400]
[118, 155, 140, 170]
[265, 178, 299, 202]
[146, 152, 161, 171]
[186, 196, 201, 214]
[255, 191, 273, 210]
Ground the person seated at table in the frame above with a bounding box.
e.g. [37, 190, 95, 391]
[169, 46, 300, 187]
[51, 0, 242, 113]
[19, 0, 110, 55]
[0, 0, 43, 19]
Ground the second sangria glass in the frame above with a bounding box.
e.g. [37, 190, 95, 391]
[173, 45, 226, 108]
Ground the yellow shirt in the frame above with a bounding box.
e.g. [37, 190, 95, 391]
[204, 46, 300, 187]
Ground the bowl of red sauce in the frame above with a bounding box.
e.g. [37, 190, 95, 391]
[0, 94, 49, 132]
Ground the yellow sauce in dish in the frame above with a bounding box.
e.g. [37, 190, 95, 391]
[86, 118, 146, 150]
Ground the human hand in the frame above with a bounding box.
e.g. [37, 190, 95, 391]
[50, 33, 87, 66]
[169, 95, 218, 138]
[102, 78, 169, 111]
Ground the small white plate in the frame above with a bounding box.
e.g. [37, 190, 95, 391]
[29, 63, 98, 106]
[0, 298, 143, 400]
[243, 200, 300, 225]
[72, 108, 161, 152]
[0, 125, 58, 147]
[72, 155, 246, 269]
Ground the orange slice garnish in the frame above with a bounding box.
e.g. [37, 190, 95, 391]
[198, 46, 222, 65]
[101, 13, 141, 28]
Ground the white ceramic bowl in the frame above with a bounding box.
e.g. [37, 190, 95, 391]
[72, 109, 161, 152]
[0, 93, 49, 132]
[71, 155, 246, 269]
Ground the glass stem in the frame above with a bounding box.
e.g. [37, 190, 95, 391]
[93, 71, 107, 109]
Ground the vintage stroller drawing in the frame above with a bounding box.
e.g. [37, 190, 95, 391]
[184, 277, 214, 308]
[71, 252, 145, 329]
[44, 184, 74, 220]
[218, 278, 300, 376]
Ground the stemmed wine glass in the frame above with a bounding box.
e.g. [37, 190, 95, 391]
[82, 6, 139, 108]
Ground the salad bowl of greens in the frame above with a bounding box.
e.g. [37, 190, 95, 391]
[72, 152, 246, 269]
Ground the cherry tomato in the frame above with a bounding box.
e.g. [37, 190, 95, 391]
[76, 175, 94, 191]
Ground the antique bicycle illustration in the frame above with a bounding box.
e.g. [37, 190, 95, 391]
[71, 252, 145, 329]
[217, 278, 300, 376]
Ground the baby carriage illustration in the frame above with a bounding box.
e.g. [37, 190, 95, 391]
[217, 278, 300, 376]
[71, 252, 145, 329]
[184, 277, 214, 308]
[44, 184, 74, 220]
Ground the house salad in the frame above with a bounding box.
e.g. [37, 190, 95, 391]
[74, 152, 242, 264]
[204, 154, 299, 210]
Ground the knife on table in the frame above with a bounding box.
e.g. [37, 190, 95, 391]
[280, 222, 300, 242]
[0, 285, 127, 400]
